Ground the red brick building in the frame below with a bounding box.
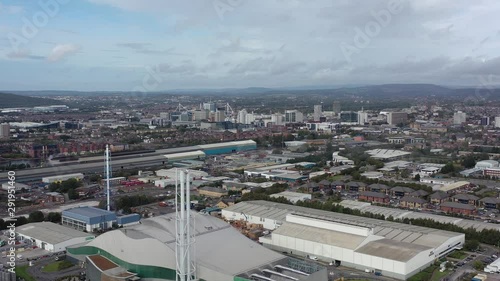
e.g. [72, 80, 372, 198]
[440, 202, 476, 216]
[358, 191, 390, 204]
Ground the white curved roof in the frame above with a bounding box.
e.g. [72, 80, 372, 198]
[85, 211, 284, 276]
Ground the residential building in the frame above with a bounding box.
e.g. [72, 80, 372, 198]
[358, 111, 368, 125]
[453, 111, 466, 125]
[332, 101, 341, 114]
[400, 196, 427, 209]
[358, 191, 390, 204]
[409, 190, 429, 198]
[368, 183, 390, 194]
[0, 123, 10, 138]
[479, 197, 500, 210]
[313, 105, 322, 121]
[495, 116, 500, 128]
[452, 194, 479, 206]
[285, 110, 304, 123]
[216, 198, 236, 209]
[430, 191, 449, 205]
[203, 102, 216, 112]
[390, 186, 415, 197]
[440, 202, 476, 216]
[346, 181, 367, 192]
[480, 116, 490, 126]
[387, 112, 408, 125]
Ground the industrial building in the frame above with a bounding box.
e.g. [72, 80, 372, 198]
[16, 222, 95, 252]
[42, 173, 84, 184]
[62, 206, 141, 232]
[270, 191, 312, 203]
[164, 150, 206, 162]
[223, 201, 465, 280]
[198, 140, 257, 155]
[67, 212, 327, 281]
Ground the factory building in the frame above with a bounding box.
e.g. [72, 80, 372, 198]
[17, 222, 95, 252]
[42, 173, 84, 184]
[62, 206, 141, 232]
[223, 201, 465, 280]
[67, 212, 327, 281]
[198, 140, 257, 155]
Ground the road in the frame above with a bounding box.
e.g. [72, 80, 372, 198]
[26, 257, 84, 281]
[448, 244, 500, 281]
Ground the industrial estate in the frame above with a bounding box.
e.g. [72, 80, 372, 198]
[2, 2, 500, 281]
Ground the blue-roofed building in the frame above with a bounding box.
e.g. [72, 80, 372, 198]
[62, 206, 117, 232]
[116, 213, 141, 227]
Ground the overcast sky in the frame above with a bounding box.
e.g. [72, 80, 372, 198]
[1, 0, 500, 91]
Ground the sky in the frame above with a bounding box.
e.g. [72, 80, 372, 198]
[1, 0, 500, 91]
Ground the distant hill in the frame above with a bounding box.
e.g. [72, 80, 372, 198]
[0, 92, 64, 108]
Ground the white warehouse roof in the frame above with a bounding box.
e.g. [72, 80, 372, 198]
[17, 222, 93, 245]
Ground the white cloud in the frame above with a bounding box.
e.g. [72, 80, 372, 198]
[0, 2, 25, 14]
[47, 44, 81, 62]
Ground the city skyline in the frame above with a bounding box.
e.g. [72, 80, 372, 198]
[0, 0, 499, 91]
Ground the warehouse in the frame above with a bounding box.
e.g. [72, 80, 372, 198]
[62, 206, 117, 232]
[163, 150, 206, 162]
[67, 211, 327, 281]
[223, 201, 465, 280]
[42, 173, 84, 184]
[199, 140, 257, 155]
[17, 222, 95, 252]
[270, 191, 312, 203]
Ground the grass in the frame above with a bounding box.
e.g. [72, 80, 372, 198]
[42, 260, 74, 273]
[15, 265, 36, 281]
[430, 269, 450, 281]
[447, 251, 467, 259]
[408, 265, 437, 281]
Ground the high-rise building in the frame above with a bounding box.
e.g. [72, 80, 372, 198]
[237, 109, 247, 124]
[193, 109, 209, 121]
[214, 111, 225, 122]
[245, 113, 255, 125]
[480, 116, 490, 126]
[313, 105, 322, 122]
[495, 117, 500, 128]
[340, 111, 358, 123]
[203, 102, 216, 112]
[285, 110, 304, 123]
[332, 101, 341, 114]
[453, 111, 466, 125]
[357, 111, 368, 125]
[0, 123, 10, 138]
[387, 112, 408, 125]
[271, 113, 284, 125]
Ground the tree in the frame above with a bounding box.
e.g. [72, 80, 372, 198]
[464, 239, 479, 251]
[462, 156, 476, 169]
[68, 189, 79, 200]
[47, 212, 62, 223]
[28, 211, 45, 223]
[472, 260, 484, 271]
[414, 174, 421, 181]
[440, 162, 455, 174]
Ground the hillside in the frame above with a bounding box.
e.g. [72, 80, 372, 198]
[0, 92, 64, 108]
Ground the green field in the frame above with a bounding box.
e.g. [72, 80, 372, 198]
[447, 251, 467, 259]
[42, 260, 74, 273]
[431, 269, 450, 281]
[15, 265, 36, 281]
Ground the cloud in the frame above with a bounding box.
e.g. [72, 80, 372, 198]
[6, 50, 45, 60]
[47, 44, 81, 62]
[0, 3, 25, 14]
[116, 42, 187, 56]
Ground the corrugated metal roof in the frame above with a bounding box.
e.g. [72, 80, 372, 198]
[17, 222, 93, 245]
[273, 222, 366, 250]
[355, 239, 431, 262]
